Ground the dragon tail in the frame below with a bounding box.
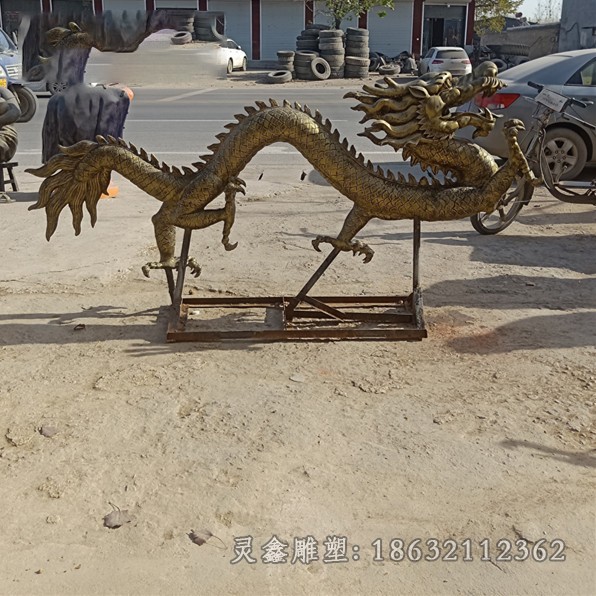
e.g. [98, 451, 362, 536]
[27, 140, 110, 240]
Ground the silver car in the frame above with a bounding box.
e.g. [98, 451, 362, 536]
[419, 46, 472, 77]
[459, 49, 596, 179]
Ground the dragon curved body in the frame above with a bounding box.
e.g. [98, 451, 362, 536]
[28, 63, 537, 274]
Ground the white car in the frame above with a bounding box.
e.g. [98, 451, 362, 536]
[419, 46, 472, 77]
[219, 39, 248, 74]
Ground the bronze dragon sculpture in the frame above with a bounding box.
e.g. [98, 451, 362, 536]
[28, 62, 538, 276]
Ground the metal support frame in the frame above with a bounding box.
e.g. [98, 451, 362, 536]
[166, 219, 427, 342]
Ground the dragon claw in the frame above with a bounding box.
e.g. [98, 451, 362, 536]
[312, 236, 374, 262]
[141, 257, 202, 278]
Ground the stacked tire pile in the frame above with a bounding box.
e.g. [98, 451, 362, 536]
[295, 26, 321, 52]
[344, 27, 370, 78]
[318, 29, 345, 79]
[294, 51, 319, 80]
[169, 9, 197, 44]
[277, 50, 295, 76]
[194, 13, 222, 41]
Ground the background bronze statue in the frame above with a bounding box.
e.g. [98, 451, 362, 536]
[28, 63, 538, 276]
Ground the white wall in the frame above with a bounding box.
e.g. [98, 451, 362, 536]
[368, 1, 413, 56]
[102, 0, 146, 13]
[261, 0, 304, 59]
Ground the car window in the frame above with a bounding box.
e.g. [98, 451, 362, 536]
[424, 49, 435, 59]
[0, 29, 16, 53]
[436, 50, 467, 59]
[228, 40, 238, 49]
[565, 59, 596, 86]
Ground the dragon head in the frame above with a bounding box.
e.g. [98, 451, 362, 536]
[345, 61, 506, 151]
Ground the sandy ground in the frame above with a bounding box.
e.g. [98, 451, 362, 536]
[0, 41, 595, 595]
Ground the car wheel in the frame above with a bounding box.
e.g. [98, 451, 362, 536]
[47, 80, 69, 95]
[241, 57, 247, 72]
[227, 59, 234, 74]
[542, 127, 588, 181]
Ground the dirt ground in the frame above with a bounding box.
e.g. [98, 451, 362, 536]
[0, 43, 595, 595]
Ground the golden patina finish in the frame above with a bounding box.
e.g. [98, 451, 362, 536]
[28, 63, 537, 275]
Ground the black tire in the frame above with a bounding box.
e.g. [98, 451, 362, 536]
[319, 30, 343, 38]
[345, 56, 370, 66]
[319, 41, 344, 50]
[267, 70, 293, 84]
[296, 40, 318, 50]
[470, 176, 533, 234]
[345, 50, 369, 58]
[300, 29, 320, 38]
[277, 50, 295, 58]
[306, 23, 331, 30]
[320, 57, 344, 67]
[295, 51, 318, 59]
[379, 65, 400, 75]
[310, 57, 331, 80]
[12, 85, 37, 122]
[171, 31, 192, 45]
[490, 43, 530, 57]
[294, 66, 313, 81]
[491, 58, 508, 72]
[226, 59, 234, 74]
[541, 127, 588, 181]
[346, 27, 368, 36]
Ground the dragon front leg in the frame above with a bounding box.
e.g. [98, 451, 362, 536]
[312, 206, 374, 263]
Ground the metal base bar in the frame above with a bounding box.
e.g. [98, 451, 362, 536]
[165, 218, 426, 343]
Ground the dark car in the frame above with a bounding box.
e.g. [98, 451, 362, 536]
[458, 49, 596, 179]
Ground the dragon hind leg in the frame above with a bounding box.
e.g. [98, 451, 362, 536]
[312, 206, 374, 263]
[142, 178, 244, 277]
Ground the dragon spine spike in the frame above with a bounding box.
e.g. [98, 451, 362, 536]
[332, 130, 340, 142]
[160, 163, 170, 173]
[172, 166, 182, 176]
[255, 101, 267, 109]
[191, 161, 204, 168]
[387, 170, 395, 181]
[294, 101, 302, 110]
[118, 138, 127, 147]
[207, 143, 220, 152]
[140, 148, 149, 160]
[149, 154, 159, 166]
[106, 135, 117, 144]
[234, 113, 246, 121]
[419, 177, 429, 186]
[96, 135, 107, 144]
[224, 123, 236, 130]
[349, 146, 357, 157]
[182, 166, 194, 175]
[269, 98, 279, 107]
[245, 106, 257, 115]
[314, 110, 323, 122]
[366, 159, 373, 170]
[216, 132, 228, 141]
[408, 174, 417, 184]
[356, 154, 365, 164]
[304, 105, 313, 116]
[129, 142, 138, 154]
[341, 138, 349, 148]
[200, 154, 212, 161]
[324, 118, 332, 130]
[397, 172, 406, 183]
[283, 99, 291, 107]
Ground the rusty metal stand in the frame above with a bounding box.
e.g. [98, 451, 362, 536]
[166, 219, 427, 342]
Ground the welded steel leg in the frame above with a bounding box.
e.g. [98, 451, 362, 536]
[172, 228, 193, 310]
[285, 248, 341, 322]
